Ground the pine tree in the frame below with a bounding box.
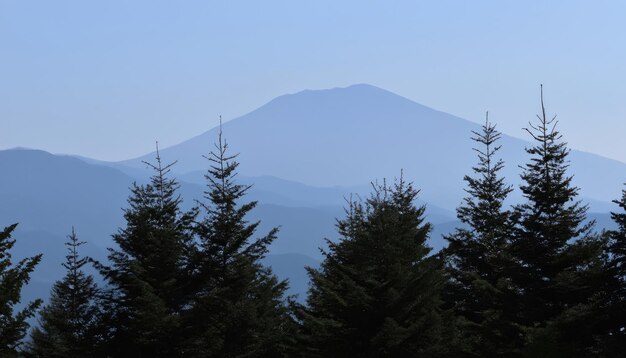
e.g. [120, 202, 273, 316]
[183, 124, 292, 357]
[511, 86, 606, 355]
[0, 223, 42, 356]
[444, 115, 521, 356]
[28, 228, 104, 357]
[298, 176, 454, 357]
[96, 145, 198, 357]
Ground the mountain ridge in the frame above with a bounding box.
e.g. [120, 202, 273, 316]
[113, 83, 626, 210]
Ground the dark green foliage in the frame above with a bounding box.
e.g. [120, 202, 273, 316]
[28, 228, 103, 357]
[183, 127, 292, 357]
[444, 115, 521, 356]
[600, 187, 626, 354]
[0, 223, 42, 356]
[96, 146, 198, 357]
[610, 188, 626, 276]
[511, 87, 607, 355]
[299, 176, 454, 357]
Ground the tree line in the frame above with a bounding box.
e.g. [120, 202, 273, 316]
[1, 90, 625, 357]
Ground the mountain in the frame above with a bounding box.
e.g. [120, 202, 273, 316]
[120, 84, 626, 211]
[263, 254, 320, 302]
[0, 148, 453, 262]
[4, 83, 626, 307]
[0, 148, 408, 303]
[0, 149, 131, 244]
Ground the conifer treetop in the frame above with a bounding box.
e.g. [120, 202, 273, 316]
[517, 85, 592, 241]
[0, 223, 42, 355]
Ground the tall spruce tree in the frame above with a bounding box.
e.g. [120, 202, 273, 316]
[183, 124, 292, 357]
[96, 145, 198, 357]
[299, 176, 454, 357]
[28, 228, 104, 357]
[601, 186, 626, 353]
[609, 187, 626, 280]
[511, 86, 606, 355]
[0, 224, 42, 356]
[444, 115, 521, 356]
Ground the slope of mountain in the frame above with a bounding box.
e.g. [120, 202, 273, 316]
[0, 148, 455, 259]
[0, 149, 131, 244]
[263, 253, 320, 301]
[120, 84, 626, 211]
[3, 149, 454, 305]
[180, 172, 456, 222]
[180, 171, 361, 208]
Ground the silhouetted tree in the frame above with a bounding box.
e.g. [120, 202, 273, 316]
[28, 228, 104, 357]
[0, 223, 42, 356]
[183, 124, 292, 357]
[96, 145, 198, 357]
[444, 115, 521, 356]
[511, 86, 607, 355]
[599, 186, 626, 354]
[298, 176, 455, 357]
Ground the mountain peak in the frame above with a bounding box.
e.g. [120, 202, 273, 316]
[258, 83, 436, 122]
[282, 83, 410, 101]
[298, 83, 388, 95]
[119, 84, 626, 209]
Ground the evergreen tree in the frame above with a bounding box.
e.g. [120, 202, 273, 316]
[444, 115, 521, 356]
[601, 186, 626, 354]
[298, 176, 453, 357]
[511, 86, 606, 355]
[183, 125, 292, 357]
[609, 187, 626, 280]
[96, 145, 198, 357]
[28, 228, 104, 357]
[0, 223, 42, 356]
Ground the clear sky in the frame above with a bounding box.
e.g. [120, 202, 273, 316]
[1, 1, 625, 162]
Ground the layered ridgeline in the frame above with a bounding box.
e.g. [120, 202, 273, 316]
[0, 149, 340, 303]
[121, 84, 625, 211]
[2, 84, 625, 306]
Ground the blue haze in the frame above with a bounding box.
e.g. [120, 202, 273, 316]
[1, 1, 626, 163]
[2, 85, 623, 304]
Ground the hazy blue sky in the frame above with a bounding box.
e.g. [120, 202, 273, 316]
[2, 1, 625, 162]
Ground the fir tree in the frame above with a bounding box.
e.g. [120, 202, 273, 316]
[609, 187, 626, 279]
[299, 176, 454, 357]
[28, 228, 104, 357]
[511, 86, 606, 355]
[0, 223, 42, 356]
[96, 145, 198, 357]
[444, 114, 521, 356]
[600, 186, 626, 354]
[183, 124, 292, 357]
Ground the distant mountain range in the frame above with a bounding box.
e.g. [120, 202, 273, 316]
[2, 84, 624, 304]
